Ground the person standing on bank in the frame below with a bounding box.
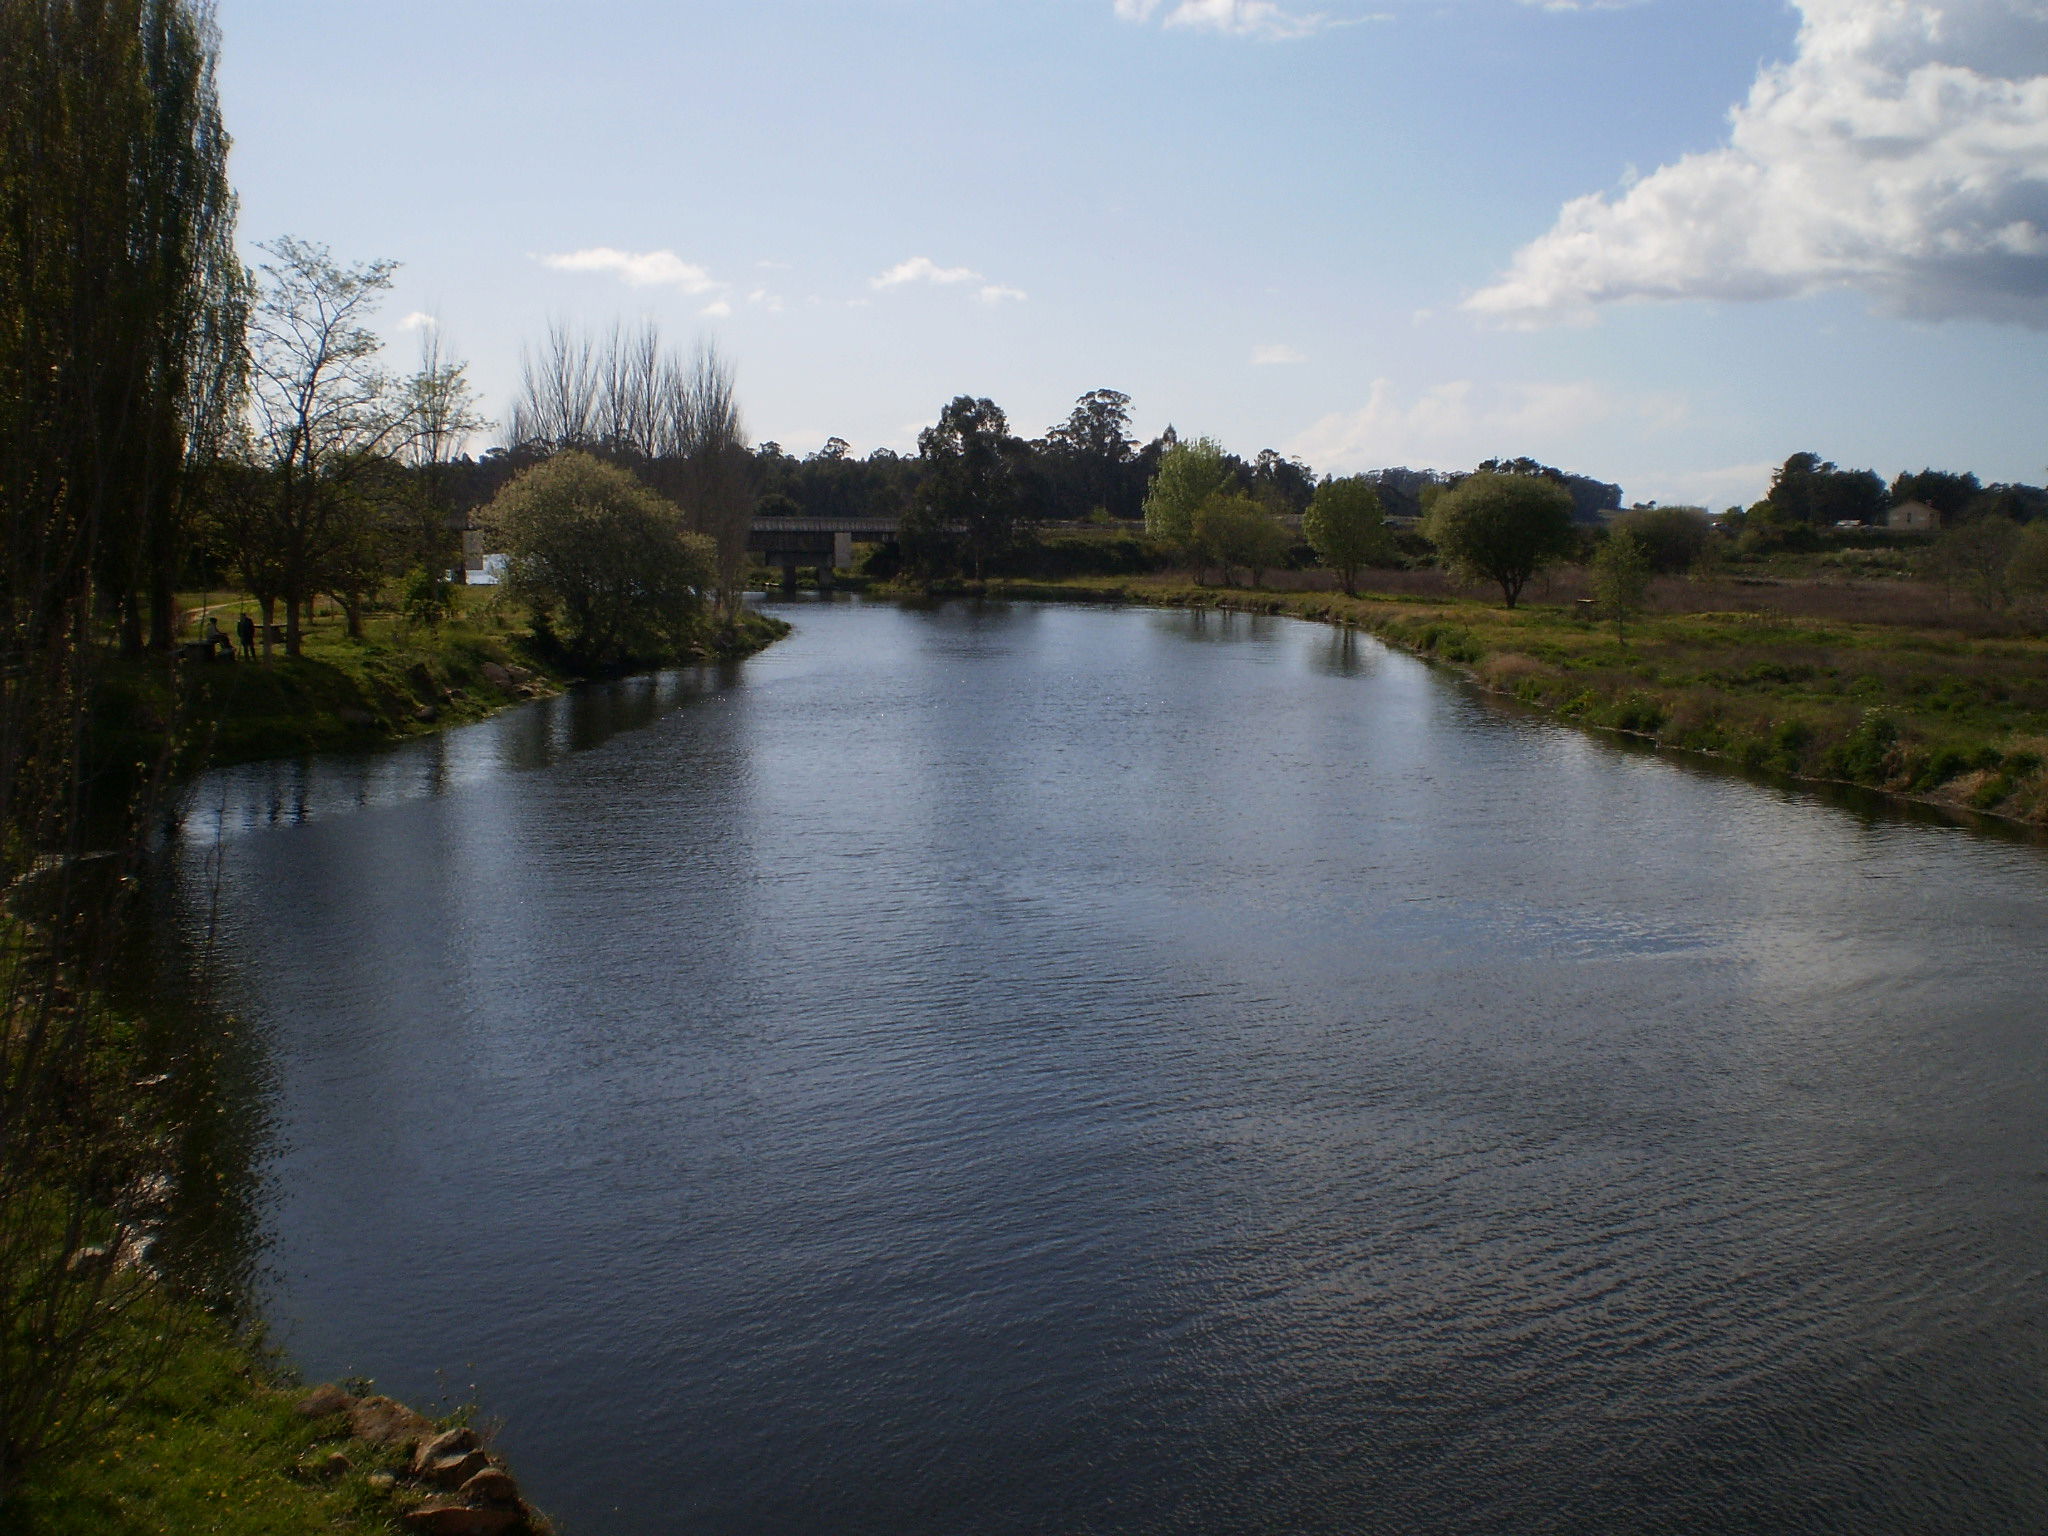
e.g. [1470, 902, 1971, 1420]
[237, 610, 256, 659]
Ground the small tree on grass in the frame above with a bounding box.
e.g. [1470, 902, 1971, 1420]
[1592, 528, 1653, 644]
[1143, 436, 1232, 576]
[1303, 476, 1390, 595]
[482, 451, 714, 670]
[1422, 472, 1577, 608]
[1194, 492, 1290, 588]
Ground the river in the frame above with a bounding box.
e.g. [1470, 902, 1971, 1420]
[179, 596, 2048, 1535]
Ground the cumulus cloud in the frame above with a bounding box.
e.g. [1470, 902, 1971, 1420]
[1287, 377, 1686, 469]
[397, 311, 437, 331]
[1468, 0, 2048, 327]
[872, 256, 1027, 302]
[1252, 343, 1307, 364]
[539, 247, 723, 293]
[1114, 0, 1329, 40]
[872, 256, 982, 289]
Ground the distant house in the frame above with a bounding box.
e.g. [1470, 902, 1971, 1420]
[1887, 500, 1942, 532]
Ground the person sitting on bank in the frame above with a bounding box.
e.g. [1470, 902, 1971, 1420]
[236, 610, 256, 659]
[203, 615, 232, 659]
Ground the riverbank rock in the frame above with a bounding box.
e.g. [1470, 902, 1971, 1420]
[401, 1504, 522, 1536]
[459, 1467, 521, 1506]
[293, 1382, 355, 1418]
[348, 1394, 432, 1449]
[413, 1425, 489, 1485]
[480, 662, 512, 689]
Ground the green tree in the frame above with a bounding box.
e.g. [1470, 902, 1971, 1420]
[1591, 528, 1653, 644]
[1194, 492, 1290, 587]
[1422, 472, 1577, 608]
[1608, 505, 1711, 575]
[1143, 436, 1231, 572]
[482, 451, 715, 669]
[1302, 476, 1390, 595]
[906, 395, 1031, 581]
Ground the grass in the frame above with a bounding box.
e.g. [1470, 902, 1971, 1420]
[99, 587, 788, 774]
[964, 571, 2048, 826]
[8, 1307, 497, 1535]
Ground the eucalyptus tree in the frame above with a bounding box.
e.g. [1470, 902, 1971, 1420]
[906, 395, 1032, 581]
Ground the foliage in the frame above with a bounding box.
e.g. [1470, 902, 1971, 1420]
[1193, 492, 1290, 588]
[902, 395, 1035, 582]
[1142, 437, 1233, 565]
[481, 452, 715, 669]
[1591, 528, 1653, 644]
[0, 0, 243, 658]
[1302, 477, 1390, 595]
[1609, 505, 1710, 574]
[1422, 472, 1577, 608]
[1762, 452, 1887, 527]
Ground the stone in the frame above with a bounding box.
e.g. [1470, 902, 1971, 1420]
[504, 665, 533, 683]
[421, 1448, 489, 1486]
[413, 704, 439, 723]
[411, 1426, 480, 1469]
[480, 662, 512, 688]
[294, 1382, 355, 1418]
[401, 1504, 521, 1536]
[413, 1426, 487, 1485]
[348, 1395, 431, 1449]
[459, 1467, 521, 1506]
[366, 1471, 397, 1495]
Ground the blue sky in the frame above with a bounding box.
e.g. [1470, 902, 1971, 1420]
[213, 0, 2048, 507]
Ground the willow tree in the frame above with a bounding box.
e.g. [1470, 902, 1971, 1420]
[0, 0, 242, 1499]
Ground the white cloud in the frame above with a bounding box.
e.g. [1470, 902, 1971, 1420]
[872, 256, 982, 289]
[539, 247, 723, 294]
[1287, 377, 1687, 470]
[397, 311, 437, 331]
[700, 298, 732, 317]
[1114, 0, 1329, 40]
[1252, 343, 1307, 364]
[1514, 0, 1643, 10]
[1469, 0, 2048, 327]
[872, 256, 1026, 302]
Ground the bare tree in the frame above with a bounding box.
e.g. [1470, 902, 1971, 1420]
[244, 237, 413, 652]
[508, 324, 754, 613]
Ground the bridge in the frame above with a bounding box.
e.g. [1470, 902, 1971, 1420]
[748, 515, 900, 587]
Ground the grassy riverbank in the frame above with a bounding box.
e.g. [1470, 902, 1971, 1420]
[102, 591, 789, 774]
[9, 1314, 440, 1535]
[963, 574, 2048, 826]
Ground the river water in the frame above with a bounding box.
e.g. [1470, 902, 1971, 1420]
[180, 597, 2048, 1535]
